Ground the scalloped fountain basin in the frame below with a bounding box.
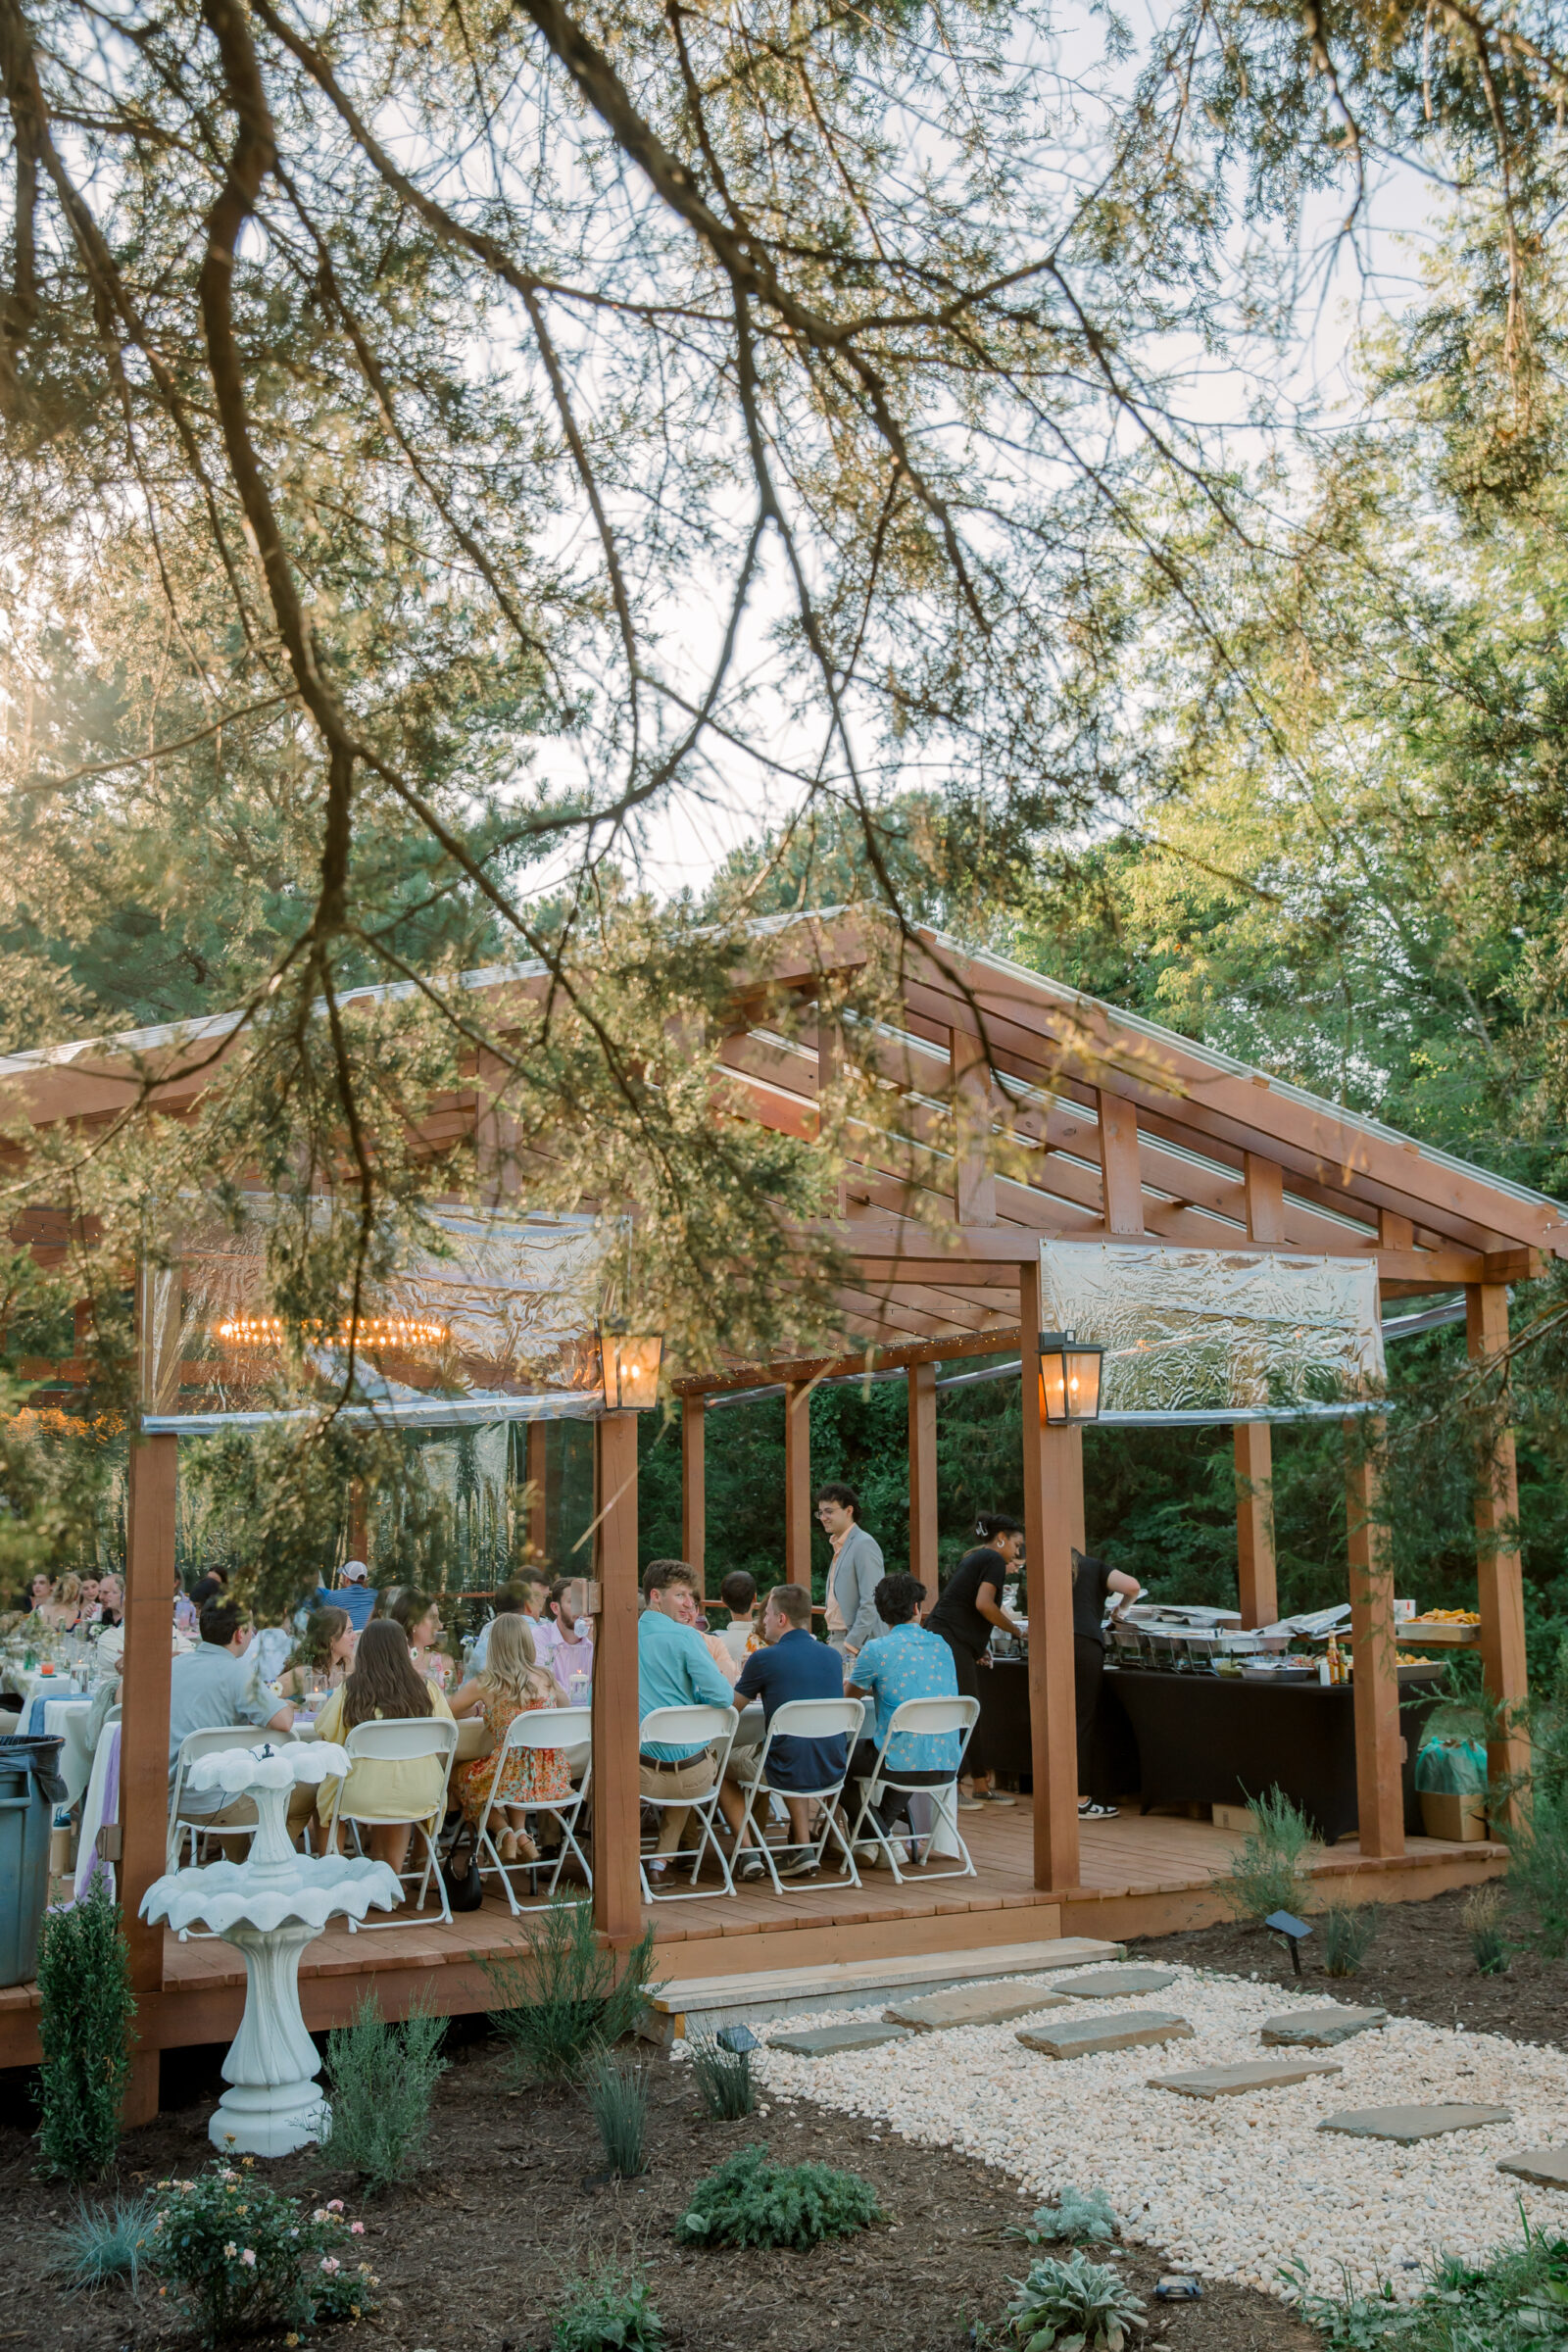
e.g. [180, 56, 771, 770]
[141, 1741, 402, 2157]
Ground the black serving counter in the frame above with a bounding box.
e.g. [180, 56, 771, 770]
[977, 1657, 1439, 1842]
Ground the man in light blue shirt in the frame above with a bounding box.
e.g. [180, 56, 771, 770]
[165, 1599, 295, 1839]
[638, 1559, 733, 1878]
[848, 1573, 960, 1849]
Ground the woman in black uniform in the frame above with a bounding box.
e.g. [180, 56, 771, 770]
[1071, 1548, 1141, 1819]
[926, 1513, 1026, 1807]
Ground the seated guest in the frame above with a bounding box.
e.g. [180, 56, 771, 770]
[166, 1598, 296, 1849]
[172, 1576, 199, 1634]
[671, 1579, 740, 1687]
[313, 1555, 377, 1631]
[637, 1559, 734, 1885]
[534, 1576, 594, 1693]
[384, 1588, 451, 1686]
[275, 1605, 356, 1700]
[846, 1572, 961, 1860]
[715, 1572, 759, 1665]
[469, 1569, 550, 1670]
[449, 1614, 570, 1863]
[25, 1574, 53, 1618]
[78, 1575, 102, 1620]
[313, 1620, 456, 1881]
[189, 1570, 227, 1611]
[718, 1584, 848, 1881]
[39, 1572, 83, 1630]
[249, 1604, 295, 1689]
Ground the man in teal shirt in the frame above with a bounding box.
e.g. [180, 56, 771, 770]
[638, 1558, 734, 1881]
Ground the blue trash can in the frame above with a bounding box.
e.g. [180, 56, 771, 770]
[0, 1736, 68, 1986]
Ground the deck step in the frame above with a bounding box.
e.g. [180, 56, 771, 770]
[644, 1936, 1125, 2039]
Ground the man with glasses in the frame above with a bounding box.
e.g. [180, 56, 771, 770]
[814, 1484, 886, 1668]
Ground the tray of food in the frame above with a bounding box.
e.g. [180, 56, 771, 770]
[1396, 1611, 1481, 1646]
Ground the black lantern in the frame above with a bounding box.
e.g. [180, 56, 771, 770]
[1037, 1330, 1104, 1426]
[598, 1323, 663, 1410]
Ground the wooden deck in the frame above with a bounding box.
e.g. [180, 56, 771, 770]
[0, 1807, 1506, 2074]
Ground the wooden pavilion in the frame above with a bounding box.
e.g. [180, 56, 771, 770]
[2, 912, 1558, 2111]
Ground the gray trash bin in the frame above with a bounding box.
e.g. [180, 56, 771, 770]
[0, 1735, 68, 1986]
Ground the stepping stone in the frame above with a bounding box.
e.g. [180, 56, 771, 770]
[1018, 2012, 1194, 2061]
[1057, 1967, 1180, 1998]
[1319, 2103, 1512, 2143]
[1152, 2059, 1343, 2100]
[1498, 2150, 1568, 2190]
[768, 2021, 911, 2057]
[1262, 2006, 1388, 2048]
[886, 1983, 1069, 2033]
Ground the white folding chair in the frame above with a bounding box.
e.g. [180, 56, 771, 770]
[167, 1727, 285, 1871]
[470, 1704, 593, 1914]
[638, 1703, 737, 1902]
[728, 1698, 865, 1894]
[844, 1695, 981, 1884]
[324, 1716, 459, 1927]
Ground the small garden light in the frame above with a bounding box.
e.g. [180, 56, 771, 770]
[1264, 1907, 1313, 1977]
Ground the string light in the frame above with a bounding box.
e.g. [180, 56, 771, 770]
[216, 1313, 448, 1349]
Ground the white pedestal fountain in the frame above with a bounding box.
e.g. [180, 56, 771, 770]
[141, 1743, 403, 2157]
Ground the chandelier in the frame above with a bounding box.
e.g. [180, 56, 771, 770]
[216, 1313, 449, 1349]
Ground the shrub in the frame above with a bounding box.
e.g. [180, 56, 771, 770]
[1006, 2184, 1118, 2245]
[34, 1880, 135, 2181]
[1002, 2251, 1147, 2350]
[552, 2259, 666, 2352]
[1463, 1884, 1510, 1977]
[589, 2053, 649, 2179]
[50, 2192, 160, 2294]
[688, 2035, 757, 2120]
[1501, 1787, 1568, 1956]
[486, 1895, 659, 2082]
[322, 1993, 447, 2193]
[675, 2143, 881, 2251]
[1288, 2221, 1568, 2350]
[1320, 1902, 1379, 1979]
[147, 2163, 375, 2343]
[1217, 1786, 1313, 1927]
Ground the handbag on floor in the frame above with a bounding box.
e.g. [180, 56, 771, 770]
[441, 1823, 485, 1912]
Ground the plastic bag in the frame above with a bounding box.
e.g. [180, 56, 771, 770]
[1414, 1737, 1488, 1794]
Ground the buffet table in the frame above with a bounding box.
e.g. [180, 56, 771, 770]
[977, 1657, 1441, 1842]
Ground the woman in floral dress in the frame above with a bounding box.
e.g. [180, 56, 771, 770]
[449, 1613, 571, 1862]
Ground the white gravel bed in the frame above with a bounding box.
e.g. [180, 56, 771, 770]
[729, 1962, 1568, 2301]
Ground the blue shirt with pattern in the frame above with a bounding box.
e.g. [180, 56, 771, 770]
[851, 1621, 961, 1772]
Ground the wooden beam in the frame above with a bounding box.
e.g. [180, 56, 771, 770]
[1020, 1258, 1082, 1893]
[1467, 1284, 1531, 1817]
[952, 1029, 998, 1224]
[592, 1413, 643, 1946]
[122, 1428, 178, 2127]
[785, 1381, 812, 1586]
[1096, 1092, 1144, 1234]
[673, 1323, 1022, 1396]
[1234, 1423, 1277, 1629]
[1345, 1422, 1404, 1858]
[525, 1421, 549, 1560]
[907, 1361, 939, 1605]
[1245, 1152, 1287, 1245]
[681, 1396, 706, 1586]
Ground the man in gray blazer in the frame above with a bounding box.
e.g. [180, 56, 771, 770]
[814, 1484, 887, 1662]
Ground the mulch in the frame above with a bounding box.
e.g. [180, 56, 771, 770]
[0, 2023, 1315, 2352]
[1132, 1884, 1568, 2046]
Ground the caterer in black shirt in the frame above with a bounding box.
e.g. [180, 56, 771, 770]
[1071, 1548, 1142, 1819]
[926, 1513, 1026, 1808]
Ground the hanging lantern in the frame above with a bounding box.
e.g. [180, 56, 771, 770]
[1037, 1330, 1104, 1426]
[599, 1323, 663, 1410]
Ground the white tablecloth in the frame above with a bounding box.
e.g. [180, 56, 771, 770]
[74, 1725, 121, 1905]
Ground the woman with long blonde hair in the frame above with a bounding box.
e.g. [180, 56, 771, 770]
[448, 1612, 571, 1865]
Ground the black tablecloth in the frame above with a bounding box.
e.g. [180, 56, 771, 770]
[977, 1658, 1438, 1841]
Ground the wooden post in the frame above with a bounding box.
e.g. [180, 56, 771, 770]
[1020, 1257, 1082, 1892]
[907, 1360, 939, 1606]
[346, 1478, 369, 1566]
[121, 1429, 177, 2125]
[1345, 1421, 1404, 1857]
[816, 1011, 849, 1219]
[784, 1380, 812, 1587]
[1244, 1152, 1287, 1246]
[952, 1029, 997, 1224]
[525, 1421, 550, 1560]
[474, 1046, 516, 1204]
[1234, 1424, 1278, 1629]
[1467, 1283, 1531, 1813]
[682, 1395, 706, 1589]
[592, 1412, 643, 1946]
[1096, 1093, 1144, 1235]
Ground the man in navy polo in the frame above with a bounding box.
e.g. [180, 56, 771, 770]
[719, 1582, 847, 1880]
